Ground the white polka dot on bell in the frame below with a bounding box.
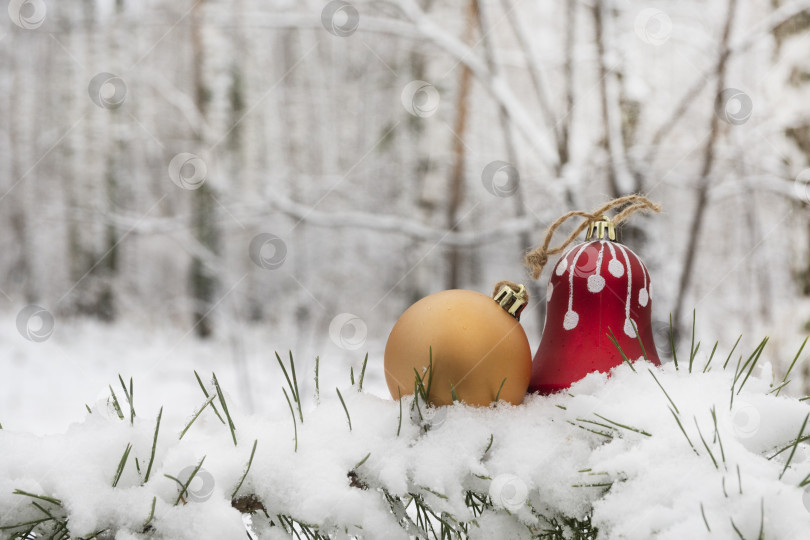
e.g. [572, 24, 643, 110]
[563, 310, 579, 330]
[608, 259, 624, 277]
[546, 283, 553, 303]
[587, 274, 605, 293]
[624, 318, 637, 338]
[556, 258, 568, 276]
[639, 288, 649, 307]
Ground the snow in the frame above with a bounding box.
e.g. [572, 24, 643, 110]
[1, 339, 810, 539]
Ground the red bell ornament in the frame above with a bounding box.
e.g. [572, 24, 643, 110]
[529, 215, 661, 394]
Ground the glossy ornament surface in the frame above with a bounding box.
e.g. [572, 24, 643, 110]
[529, 239, 660, 394]
[384, 289, 532, 406]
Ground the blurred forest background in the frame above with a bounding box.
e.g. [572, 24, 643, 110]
[4, 0, 810, 429]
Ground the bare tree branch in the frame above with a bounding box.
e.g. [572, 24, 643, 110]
[673, 0, 739, 331]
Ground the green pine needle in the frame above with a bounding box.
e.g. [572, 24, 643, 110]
[358, 353, 369, 391]
[494, 378, 507, 403]
[628, 319, 648, 361]
[336, 387, 352, 431]
[282, 388, 298, 452]
[668, 406, 698, 454]
[700, 502, 711, 532]
[396, 388, 403, 437]
[315, 355, 320, 402]
[607, 328, 635, 372]
[703, 342, 718, 373]
[353, 452, 371, 470]
[194, 370, 226, 424]
[167, 455, 206, 506]
[275, 351, 303, 423]
[112, 443, 133, 487]
[179, 394, 216, 440]
[694, 417, 718, 470]
[689, 310, 697, 373]
[669, 313, 679, 370]
[779, 412, 810, 480]
[723, 335, 742, 370]
[12, 490, 62, 506]
[144, 406, 162, 484]
[143, 496, 156, 529]
[648, 369, 679, 413]
[777, 336, 808, 397]
[212, 372, 237, 446]
[118, 374, 135, 424]
[108, 385, 124, 420]
[231, 439, 258, 499]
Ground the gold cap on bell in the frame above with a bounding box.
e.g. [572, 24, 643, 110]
[586, 215, 616, 241]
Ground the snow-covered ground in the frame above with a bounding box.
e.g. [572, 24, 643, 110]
[1, 316, 810, 539]
[0, 314, 389, 436]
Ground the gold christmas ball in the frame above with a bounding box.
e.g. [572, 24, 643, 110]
[384, 289, 532, 407]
